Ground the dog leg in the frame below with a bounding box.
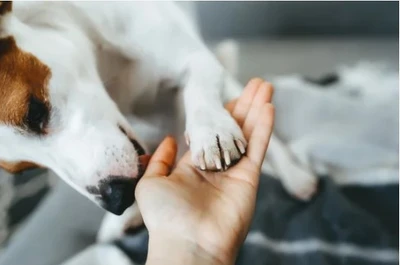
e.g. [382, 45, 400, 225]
[223, 74, 318, 200]
[60, 245, 134, 265]
[265, 134, 318, 200]
[182, 52, 247, 171]
[179, 41, 247, 171]
[216, 44, 318, 200]
[74, 2, 247, 170]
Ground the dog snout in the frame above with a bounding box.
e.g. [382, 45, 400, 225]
[99, 178, 137, 215]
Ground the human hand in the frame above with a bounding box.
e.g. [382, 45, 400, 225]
[136, 78, 274, 265]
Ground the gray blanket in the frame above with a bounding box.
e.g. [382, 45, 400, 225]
[116, 174, 399, 265]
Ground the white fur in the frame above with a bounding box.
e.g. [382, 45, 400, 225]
[271, 62, 399, 187]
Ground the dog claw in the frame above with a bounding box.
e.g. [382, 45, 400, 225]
[187, 114, 246, 171]
[235, 140, 246, 154]
[199, 154, 206, 170]
[214, 155, 222, 170]
[224, 150, 231, 166]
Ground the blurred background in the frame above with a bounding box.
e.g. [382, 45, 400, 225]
[198, 2, 398, 38]
[195, 1, 398, 82]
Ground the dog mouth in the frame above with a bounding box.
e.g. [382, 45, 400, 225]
[131, 139, 150, 180]
[83, 136, 150, 214]
[86, 150, 150, 199]
[137, 154, 151, 180]
[88, 153, 151, 215]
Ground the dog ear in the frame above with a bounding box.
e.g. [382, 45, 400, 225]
[0, 160, 42, 174]
[0, 2, 33, 174]
[0, 1, 12, 16]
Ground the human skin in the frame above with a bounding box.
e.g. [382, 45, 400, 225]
[136, 78, 274, 265]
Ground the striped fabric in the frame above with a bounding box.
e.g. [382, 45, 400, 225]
[116, 174, 399, 265]
[236, 175, 399, 265]
[0, 169, 51, 249]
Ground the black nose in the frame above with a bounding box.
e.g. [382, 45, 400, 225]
[100, 178, 137, 215]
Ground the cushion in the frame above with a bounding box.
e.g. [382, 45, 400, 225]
[0, 168, 51, 249]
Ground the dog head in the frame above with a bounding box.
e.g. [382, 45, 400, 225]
[0, 2, 148, 215]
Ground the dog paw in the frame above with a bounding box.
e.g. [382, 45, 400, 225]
[186, 112, 246, 171]
[282, 165, 318, 201]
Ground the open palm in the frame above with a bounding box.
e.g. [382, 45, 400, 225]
[135, 79, 274, 263]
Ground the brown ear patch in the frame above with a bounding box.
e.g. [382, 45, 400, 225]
[0, 6, 50, 174]
[0, 160, 41, 174]
[0, 1, 12, 15]
[0, 36, 51, 128]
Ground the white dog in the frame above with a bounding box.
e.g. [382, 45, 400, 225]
[0, 2, 316, 264]
[271, 62, 399, 186]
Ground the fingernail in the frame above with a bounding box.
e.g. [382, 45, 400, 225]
[249, 77, 264, 85]
[164, 135, 176, 143]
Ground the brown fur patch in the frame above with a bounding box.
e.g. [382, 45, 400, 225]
[0, 160, 42, 173]
[0, 35, 51, 173]
[0, 1, 12, 15]
[0, 36, 51, 128]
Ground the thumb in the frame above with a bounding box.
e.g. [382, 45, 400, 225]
[142, 136, 178, 178]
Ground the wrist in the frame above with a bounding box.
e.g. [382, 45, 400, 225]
[146, 232, 236, 265]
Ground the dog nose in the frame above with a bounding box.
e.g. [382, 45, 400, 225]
[100, 178, 137, 215]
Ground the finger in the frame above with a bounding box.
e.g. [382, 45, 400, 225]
[224, 99, 238, 113]
[143, 136, 178, 178]
[242, 82, 274, 139]
[264, 82, 274, 103]
[247, 104, 275, 168]
[232, 78, 264, 127]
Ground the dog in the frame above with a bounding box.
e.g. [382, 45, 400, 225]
[271, 62, 399, 186]
[0, 2, 317, 264]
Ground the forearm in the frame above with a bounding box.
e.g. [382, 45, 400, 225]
[146, 234, 236, 265]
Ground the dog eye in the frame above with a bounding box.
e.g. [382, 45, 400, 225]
[25, 96, 49, 134]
